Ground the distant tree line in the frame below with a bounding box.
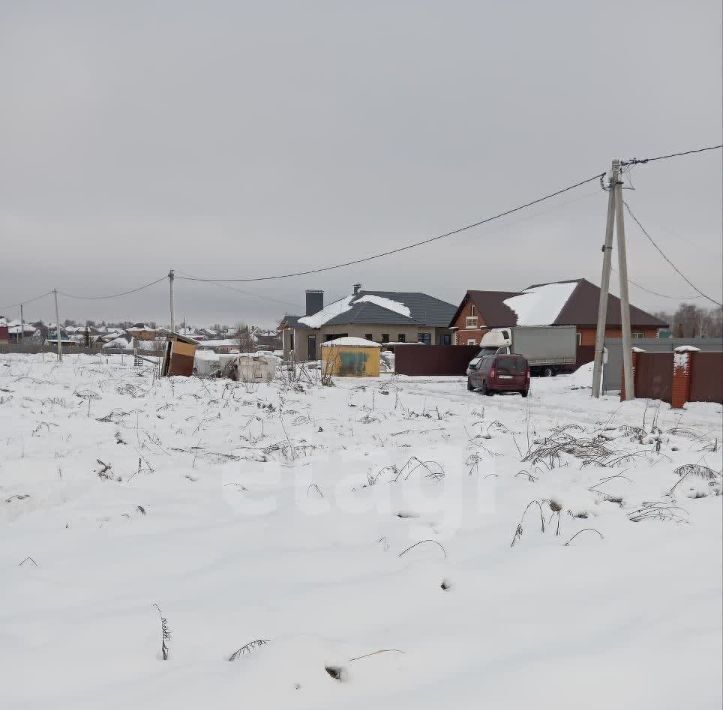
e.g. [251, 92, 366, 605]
[654, 304, 723, 338]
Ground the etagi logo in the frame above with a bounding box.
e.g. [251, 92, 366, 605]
[222, 441, 498, 539]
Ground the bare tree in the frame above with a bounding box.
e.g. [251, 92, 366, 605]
[662, 304, 723, 338]
[235, 323, 256, 352]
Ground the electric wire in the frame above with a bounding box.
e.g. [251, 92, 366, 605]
[58, 276, 168, 300]
[3, 147, 721, 308]
[623, 200, 722, 307]
[621, 144, 722, 166]
[179, 172, 606, 283]
[0, 290, 54, 312]
[175, 272, 300, 309]
[611, 267, 704, 300]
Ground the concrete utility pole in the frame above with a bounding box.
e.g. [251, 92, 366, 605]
[591, 161, 618, 397]
[613, 170, 635, 401]
[168, 269, 175, 334]
[591, 159, 634, 400]
[53, 289, 62, 362]
[20, 303, 24, 344]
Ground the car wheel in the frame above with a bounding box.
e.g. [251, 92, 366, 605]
[467, 378, 474, 391]
[482, 381, 493, 396]
[521, 389, 529, 398]
[543, 366, 554, 377]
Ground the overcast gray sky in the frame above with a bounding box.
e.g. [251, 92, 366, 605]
[1, 0, 721, 327]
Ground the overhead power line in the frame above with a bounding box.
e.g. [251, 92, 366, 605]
[176, 272, 300, 309]
[623, 200, 722, 307]
[3, 145, 721, 311]
[612, 267, 704, 300]
[621, 144, 722, 166]
[58, 276, 168, 300]
[0, 290, 54, 312]
[180, 172, 606, 283]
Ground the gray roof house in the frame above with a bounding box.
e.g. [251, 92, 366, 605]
[280, 285, 457, 360]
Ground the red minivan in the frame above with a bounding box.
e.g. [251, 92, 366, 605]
[467, 354, 530, 397]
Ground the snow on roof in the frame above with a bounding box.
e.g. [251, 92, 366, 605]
[298, 296, 354, 328]
[503, 281, 577, 326]
[8, 324, 36, 334]
[322, 336, 381, 347]
[194, 349, 219, 361]
[102, 337, 132, 349]
[354, 294, 411, 318]
[197, 338, 242, 348]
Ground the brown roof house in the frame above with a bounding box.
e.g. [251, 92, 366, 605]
[283, 285, 457, 361]
[450, 278, 667, 347]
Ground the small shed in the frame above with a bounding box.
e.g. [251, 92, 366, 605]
[162, 333, 198, 377]
[321, 337, 381, 377]
[219, 353, 277, 382]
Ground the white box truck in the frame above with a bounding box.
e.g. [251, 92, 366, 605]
[468, 325, 577, 377]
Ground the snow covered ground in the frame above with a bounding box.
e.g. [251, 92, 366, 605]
[1, 353, 721, 710]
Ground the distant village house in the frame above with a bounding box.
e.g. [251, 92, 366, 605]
[449, 278, 668, 347]
[280, 285, 457, 361]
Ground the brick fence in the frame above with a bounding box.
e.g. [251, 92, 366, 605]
[622, 347, 722, 407]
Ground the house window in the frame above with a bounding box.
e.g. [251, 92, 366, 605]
[632, 332, 644, 339]
[576, 332, 582, 346]
[382, 334, 390, 343]
[467, 338, 477, 345]
[365, 334, 373, 341]
[339, 351, 368, 376]
[397, 334, 406, 343]
[465, 316, 478, 328]
[417, 333, 431, 345]
[440, 334, 451, 345]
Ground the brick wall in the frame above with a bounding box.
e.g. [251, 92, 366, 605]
[451, 299, 488, 346]
[577, 326, 659, 347]
[671, 349, 694, 408]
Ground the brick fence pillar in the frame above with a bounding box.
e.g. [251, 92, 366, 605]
[671, 346, 698, 409]
[620, 347, 643, 402]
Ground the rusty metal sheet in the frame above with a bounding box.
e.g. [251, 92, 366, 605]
[635, 352, 673, 403]
[690, 352, 723, 403]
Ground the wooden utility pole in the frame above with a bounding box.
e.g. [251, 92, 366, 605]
[591, 159, 634, 400]
[613, 170, 634, 401]
[53, 289, 62, 361]
[168, 269, 175, 334]
[20, 303, 24, 344]
[591, 161, 618, 397]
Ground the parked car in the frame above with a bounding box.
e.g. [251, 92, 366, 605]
[467, 353, 530, 397]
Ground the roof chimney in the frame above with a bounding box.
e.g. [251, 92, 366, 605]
[305, 289, 324, 316]
[353, 283, 362, 295]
